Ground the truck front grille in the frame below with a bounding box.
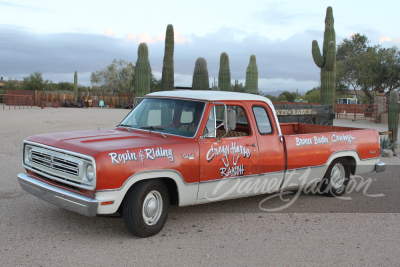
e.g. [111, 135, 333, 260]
[31, 151, 79, 176]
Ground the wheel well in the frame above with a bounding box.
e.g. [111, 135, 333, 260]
[127, 178, 179, 206]
[342, 156, 356, 175]
[159, 178, 179, 206]
[118, 177, 180, 215]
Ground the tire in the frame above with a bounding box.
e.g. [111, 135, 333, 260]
[122, 179, 170, 237]
[319, 158, 350, 197]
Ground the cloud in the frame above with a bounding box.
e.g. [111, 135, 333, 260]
[174, 29, 186, 44]
[123, 28, 186, 44]
[0, 1, 50, 11]
[379, 36, 392, 43]
[104, 27, 115, 37]
[124, 32, 164, 44]
[0, 25, 322, 91]
[254, 2, 318, 26]
[394, 37, 400, 44]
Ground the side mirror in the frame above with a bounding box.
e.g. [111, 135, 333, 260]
[226, 109, 236, 131]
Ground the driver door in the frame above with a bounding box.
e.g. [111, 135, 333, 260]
[197, 103, 260, 202]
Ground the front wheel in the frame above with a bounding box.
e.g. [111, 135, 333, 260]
[319, 158, 350, 197]
[122, 179, 170, 237]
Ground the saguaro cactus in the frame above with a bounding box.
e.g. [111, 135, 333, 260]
[312, 6, 336, 106]
[192, 58, 209, 90]
[245, 55, 258, 94]
[161, 24, 174, 91]
[218, 52, 231, 91]
[134, 43, 151, 98]
[388, 90, 399, 143]
[73, 71, 78, 102]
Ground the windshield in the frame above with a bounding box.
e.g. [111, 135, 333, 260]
[120, 98, 205, 137]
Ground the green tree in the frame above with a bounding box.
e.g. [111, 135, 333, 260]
[305, 86, 320, 95]
[277, 94, 287, 102]
[336, 33, 400, 103]
[294, 87, 322, 103]
[264, 94, 277, 102]
[2, 78, 20, 90]
[278, 91, 297, 102]
[375, 47, 400, 92]
[306, 90, 320, 103]
[230, 81, 245, 92]
[45, 83, 59, 91]
[21, 72, 49, 91]
[91, 59, 135, 93]
[58, 81, 74, 91]
[150, 74, 162, 93]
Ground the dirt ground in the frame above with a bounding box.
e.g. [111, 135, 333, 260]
[0, 106, 399, 266]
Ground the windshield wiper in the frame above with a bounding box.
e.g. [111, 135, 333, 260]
[140, 126, 167, 138]
[118, 124, 133, 132]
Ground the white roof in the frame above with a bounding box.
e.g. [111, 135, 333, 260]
[147, 90, 273, 106]
[146, 90, 282, 136]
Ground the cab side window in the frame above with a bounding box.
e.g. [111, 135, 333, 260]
[203, 106, 216, 138]
[203, 104, 251, 138]
[253, 106, 272, 134]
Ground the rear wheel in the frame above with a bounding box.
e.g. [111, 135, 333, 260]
[303, 115, 333, 125]
[122, 179, 170, 237]
[319, 158, 350, 197]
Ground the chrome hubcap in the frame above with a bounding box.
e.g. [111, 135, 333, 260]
[144, 198, 158, 217]
[142, 190, 163, 225]
[330, 163, 345, 189]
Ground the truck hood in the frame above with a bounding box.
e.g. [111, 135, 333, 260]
[26, 128, 184, 157]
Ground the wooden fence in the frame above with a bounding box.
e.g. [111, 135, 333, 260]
[334, 104, 379, 122]
[0, 94, 34, 110]
[4, 90, 135, 108]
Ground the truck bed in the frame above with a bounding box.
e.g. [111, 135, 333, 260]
[280, 123, 360, 136]
[280, 123, 380, 171]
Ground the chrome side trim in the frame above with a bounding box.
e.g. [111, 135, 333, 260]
[285, 149, 380, 172]
[18, 173, 98, 216]
[199, 173, 262, 184]
[96, 169, 197, 192]
[96, 150, 381, 192]
[198, 171, 286, 184]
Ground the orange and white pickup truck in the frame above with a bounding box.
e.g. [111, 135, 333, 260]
[18, 91, 385, 237]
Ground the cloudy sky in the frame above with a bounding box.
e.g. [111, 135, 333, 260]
[1, 0, 399, 94]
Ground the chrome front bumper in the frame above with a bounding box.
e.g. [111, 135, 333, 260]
[18, 173, 98, 216]
[375, 162, 385, 173]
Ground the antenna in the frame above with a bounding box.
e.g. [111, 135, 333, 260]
[98, 99, 104, 130]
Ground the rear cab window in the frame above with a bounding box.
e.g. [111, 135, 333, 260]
[252, 106, 273, 135]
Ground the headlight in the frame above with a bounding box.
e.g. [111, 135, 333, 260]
[24, 146, 32, 164]
[28, 147, 32, 162]
[86, 164, 94, 181]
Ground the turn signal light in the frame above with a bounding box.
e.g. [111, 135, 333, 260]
[101, 201, 114, 206]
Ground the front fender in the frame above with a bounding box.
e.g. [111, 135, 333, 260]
[95, 169, 199, 214]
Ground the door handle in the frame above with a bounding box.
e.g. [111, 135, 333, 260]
[246, 144, 256, 147]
